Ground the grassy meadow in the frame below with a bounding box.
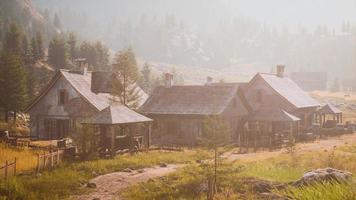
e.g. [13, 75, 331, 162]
[0, 150, 210, 200]
[122, 145, 356, 200]
[0, 143, 39, 172]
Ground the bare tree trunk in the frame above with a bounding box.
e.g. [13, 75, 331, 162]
[123, 66, 126, 106]
[214, 146, 217, 190]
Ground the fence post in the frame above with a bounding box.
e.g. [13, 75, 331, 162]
[50, 152, 54, 168]
[14, 157, 16, 175]
[57, 150, 60, 165]
[37, 154, 40, 172]
[4, 160, 8, 179]
[43, 152, 46, 169]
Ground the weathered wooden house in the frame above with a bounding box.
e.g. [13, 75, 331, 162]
[139, 65, 320, 148]
[238, 65, 320, 149]
[241, 65, 320, 129]
[139, 74, 249, 146]
[26, 65, 149, 146]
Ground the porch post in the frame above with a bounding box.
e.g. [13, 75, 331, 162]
[336, 114, 339, 124]
[110, 126, 115, 156]
[148, 122, 152, 149]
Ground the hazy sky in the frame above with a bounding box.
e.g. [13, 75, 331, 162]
[35, 0, 356, 29]
[235, 0, 356, 28]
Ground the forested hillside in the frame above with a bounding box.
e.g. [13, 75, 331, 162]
[0, 0, 165, 119]
[32, 0, 356, 80]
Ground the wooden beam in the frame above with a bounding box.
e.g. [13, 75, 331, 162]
[148, 122, 152, 149]
[110, 126, 115, 157]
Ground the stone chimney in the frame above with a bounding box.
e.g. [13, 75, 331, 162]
[164, 73, 173, 88]
[206, 76, 213, 86]
[75, 58, 88, 75]
[276, 65, 285, 78]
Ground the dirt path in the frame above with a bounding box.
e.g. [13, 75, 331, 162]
[224, 133, 356, 162]
[73, 164, 183, 200]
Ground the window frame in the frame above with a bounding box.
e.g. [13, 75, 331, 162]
[58, 89, 68, 105]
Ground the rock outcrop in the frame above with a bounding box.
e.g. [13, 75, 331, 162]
[293, 168, 352, 187]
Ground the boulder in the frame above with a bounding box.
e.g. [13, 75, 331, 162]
[87, 182, 97, 188]
[293, 168, 352, 187]
[159, 162, 168, 167]
[122, 168, 133, 173]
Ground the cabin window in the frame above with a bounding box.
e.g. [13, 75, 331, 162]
[58, 90, 68, 105]
[257, 90, 263, 102]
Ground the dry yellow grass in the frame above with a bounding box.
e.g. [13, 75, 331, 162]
[0, 143, 40, 172]
[311, 91, 356, 101]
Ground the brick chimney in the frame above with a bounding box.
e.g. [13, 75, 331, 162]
[164, 73, 173, 88]
[206, 76, 213, 86]
[276, 65, 285, 78]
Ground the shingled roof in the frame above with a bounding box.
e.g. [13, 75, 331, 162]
[26, 70, 148, 112]
[258, 73, 319, 108]
[316, 103, 342, 114]
[82, 104, 152, 125]
[140, 85, 238, 115]
[61, 70, 111, 111]
[248, 107, 300, 122]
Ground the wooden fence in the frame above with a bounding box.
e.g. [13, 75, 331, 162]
[37, 150, 64, 172]
[0, 158, 16, 179]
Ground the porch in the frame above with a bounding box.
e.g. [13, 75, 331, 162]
[239, 107, 300, 152]
[81, 105, 152, 156]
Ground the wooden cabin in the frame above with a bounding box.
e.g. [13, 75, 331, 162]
[26, 65, 148, 140]
[238, 65, 320, 149]
[139, 74, 249, 146]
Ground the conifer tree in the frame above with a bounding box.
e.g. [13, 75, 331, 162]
[139, 62, 153, 93]
[21, 35, 32, 66]
[48, 35, 67, 69]
[94, 41, 110, 70]
[0, 23, 28, 121]
[67, 32, 77, 62]
[31, 37, 39, 61]
[53, 13, 62, 30]
[36, 32, 44, 60]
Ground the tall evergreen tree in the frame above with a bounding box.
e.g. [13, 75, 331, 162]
[31, 37, 39, 61]
[53, 13, 62, 30]
[0, 23, 28, 121]
[36, 32, 44, 60]
[67, 32, 77, 62]
[79, 41, 97, 69]
[94, 41, 110, 70]
[21, 35, 32, 66]
[4, 23, 22, 55]
[48, 35, 67, 69]
[139, 62, 153, 93]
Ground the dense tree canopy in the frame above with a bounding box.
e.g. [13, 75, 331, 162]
[48, 35, 67, 69]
